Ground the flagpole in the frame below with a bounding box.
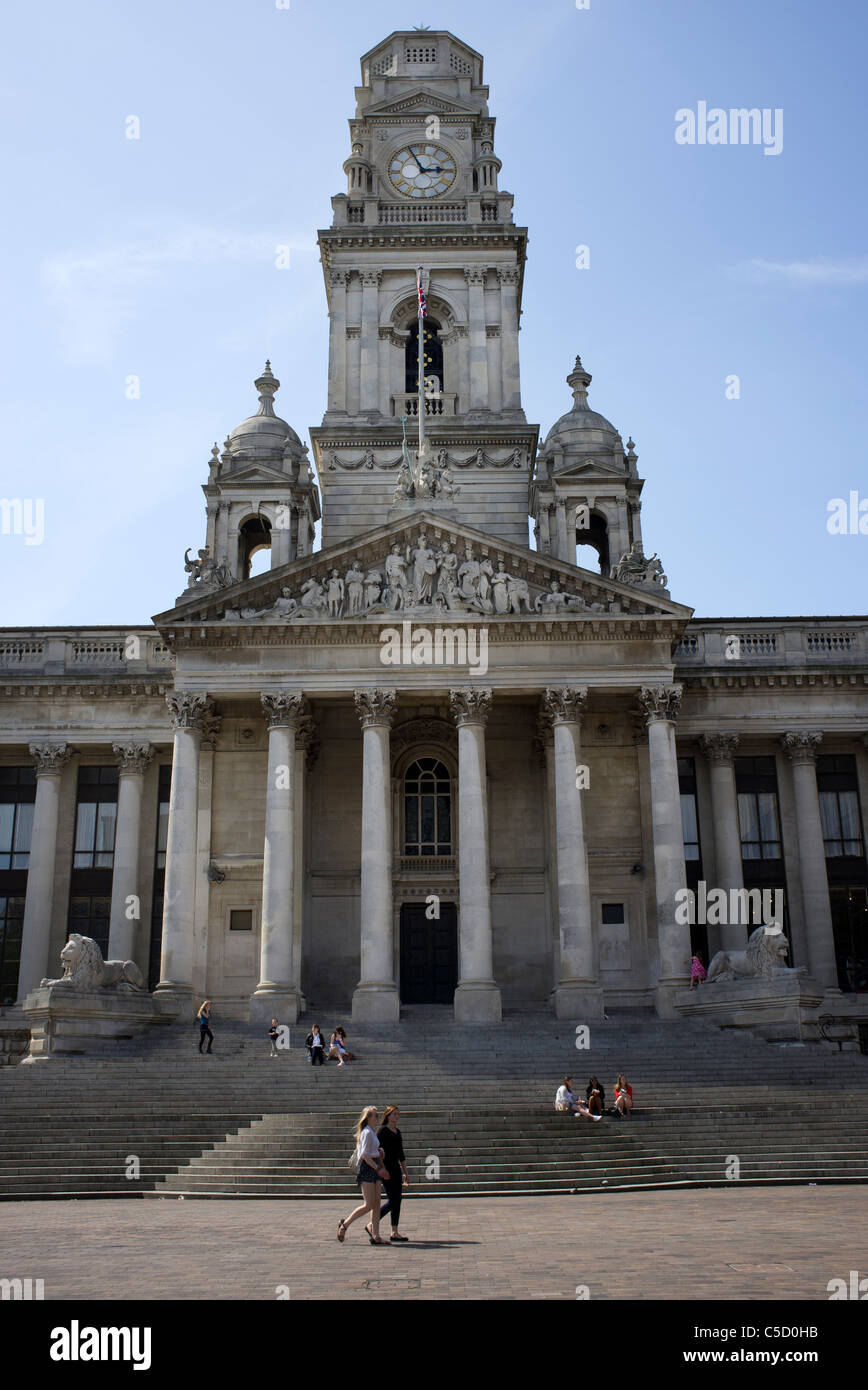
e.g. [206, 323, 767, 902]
[417, 265, 426, 457]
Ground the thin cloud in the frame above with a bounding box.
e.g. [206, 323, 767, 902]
[741, 257, 868, 286]
[39, 226, 315, 365]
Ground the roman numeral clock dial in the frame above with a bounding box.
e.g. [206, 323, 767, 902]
[389, 144, 457, 198]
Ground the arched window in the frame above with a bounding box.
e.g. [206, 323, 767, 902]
[405, 317, 444, 395]
[575, 512, 610, 576]
[404, 757, 452, 856]
[238, 515, 272, 579]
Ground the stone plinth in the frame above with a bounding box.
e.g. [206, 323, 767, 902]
[20, 987, 181, 1062]
[674, 971, 827, 1042]
[552, 984, 605, 1021]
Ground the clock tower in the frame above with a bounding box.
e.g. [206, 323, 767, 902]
[309, 29, 539, 549]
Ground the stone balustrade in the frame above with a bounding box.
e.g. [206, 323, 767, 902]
[674, 620, 868, 668]
[0, 632, 174, 675]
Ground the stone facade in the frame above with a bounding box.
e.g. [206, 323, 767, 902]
[1, 31, 866, 1024]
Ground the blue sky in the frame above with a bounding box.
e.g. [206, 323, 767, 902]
[1, 0, 866, 625]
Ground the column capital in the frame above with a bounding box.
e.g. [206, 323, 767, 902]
[463, 265, 487, 286]
[782, 730, 823, 764]
[166, 692, 215, 732]
[28, 742, 73, 775]
[330, 269, 350, 288]
[639, 685, 682, 725]
[354, 688, 397, 729]
[261, 690, 306, 730]
[543, 687, 589, 725]
[450, 687, 492, 727]
[112, 741, 155, 775]
[359, 268, 382, 288]
[495, 266, 520, 286]
[699, 732, 740, 766]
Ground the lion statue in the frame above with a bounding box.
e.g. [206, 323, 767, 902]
[706, 925, 790, 983]
[40, 933, 145, 992]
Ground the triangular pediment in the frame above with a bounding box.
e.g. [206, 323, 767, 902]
[154, 513, 691, 633]
[551, 459, 627, 480]
[367, 89, 479, 119]
[213, 463, 291, 487]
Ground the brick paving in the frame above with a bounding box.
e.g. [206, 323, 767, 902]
[1, 1187, 865, 1300]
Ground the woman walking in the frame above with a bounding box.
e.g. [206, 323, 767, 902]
[337, 1106, 389, 1245]
[197, 1000, 213, 1055]
[378, 1105, 410, 1242]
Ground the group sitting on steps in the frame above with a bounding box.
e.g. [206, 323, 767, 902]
[556, 1074, 633, 1120]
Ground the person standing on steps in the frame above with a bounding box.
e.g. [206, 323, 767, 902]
[337, 1106, 389, 1245]
[378, 1105, 410, 1242]
[268, 1018, 280, 1057]
[197, 1000, 213, 1054]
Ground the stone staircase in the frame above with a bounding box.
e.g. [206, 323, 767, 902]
[1, 1008, 866, 1199]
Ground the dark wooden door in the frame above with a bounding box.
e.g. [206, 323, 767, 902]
[400, 902, 457, 1004]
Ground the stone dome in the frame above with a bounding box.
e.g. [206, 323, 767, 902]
[542, 357, 622, 453]
[225, 362, 305, 459]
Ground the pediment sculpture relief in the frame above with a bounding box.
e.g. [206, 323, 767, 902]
[222, 538, 615, 623]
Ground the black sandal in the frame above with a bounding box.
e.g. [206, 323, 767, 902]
[336, 1220, 347, 1243]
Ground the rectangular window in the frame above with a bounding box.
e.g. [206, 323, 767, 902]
[230, 909, 253, 932]
[601, 903, 625, 925]
[817, 756, 865, 860]
[736, 758, 782, 861]
[678, 757, 701, 862]
[73, 766, 118, 869]
[0, 894, 26, 1006]
[0, 767, 37, 870]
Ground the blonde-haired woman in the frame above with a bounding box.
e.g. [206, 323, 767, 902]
[336, 1106, 389, 1245]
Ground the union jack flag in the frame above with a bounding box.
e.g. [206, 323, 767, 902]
[416, 268, 427, 317]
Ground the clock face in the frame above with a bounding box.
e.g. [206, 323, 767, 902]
[389, 144, 457, 199]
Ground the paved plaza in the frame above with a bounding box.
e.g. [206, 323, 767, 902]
[2, 1187, 865, 1301]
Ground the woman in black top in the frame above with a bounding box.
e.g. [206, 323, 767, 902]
[377, 1105, 409, 1242]
[586, 1076, 605, 1116]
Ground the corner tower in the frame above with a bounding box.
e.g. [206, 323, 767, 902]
[309, 30, 539, 549]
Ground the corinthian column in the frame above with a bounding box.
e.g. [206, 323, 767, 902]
[251, 691, 305, 1024]
[699, 732, 746, 952]
[359, 269, 381, 415]
[17, 743, 73, 999]
[450, 687, 502, 1023]
[464, 267, 489, 412]
[639, 685, 691, 1015]
[543, 688, 603, 1019]
[156, 693, 213, 1005]
[497, 266, 521, 411]
[353, 689, 400, 1023]
[108, 742, 154, 965]
[327, 269, 349, 413]
[782, 731, 837, 987]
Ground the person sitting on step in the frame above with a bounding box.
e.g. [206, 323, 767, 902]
[586, 1076, 605, 1118]
[329, 1026, 356, 1066]
[555, 1075, 595, 1119]
[612, 1074, 633, 1118]
[306, 1024, 325, 1065]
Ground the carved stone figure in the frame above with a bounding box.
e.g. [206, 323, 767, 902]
[437, 545, 460, 605]
[346, 564, 365, 615]
[458, 546, 481, 600]
[706, 926, 791, 982]
[507, 574, 533, 614]
[411, 532, 437, 602]
[272, 587, 298, 619]
[326, 568, 345, 617]
[612, 541, 667, 588]
[474, 447, 486, 468]
[184, 547, 235, 591]
[363, 568, 382, 609]
[438, 464, 456, 500]
[298, 577, 327, 614]
[393, 462, 414, 502]
[535, 579, 570, 613]
[492, 565, 511, 613]
[478, 558, 493, 608]
[385, 544, 408, 610]
[41, 933, 145, 992]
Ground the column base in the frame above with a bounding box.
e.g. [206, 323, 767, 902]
[655, 981, 689, 1019]
[249, 988, 301, 1026]
[153, 983, 195, 1015]
[453, 981, 502, 1024]
[552, 983, 604, 1021]
[351, 983, 400, 1025]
